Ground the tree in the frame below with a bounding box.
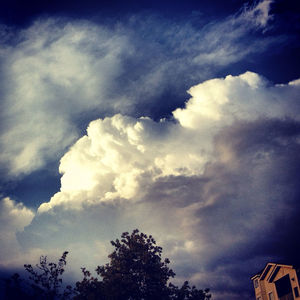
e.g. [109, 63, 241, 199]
[75, 229, 211, 300]
[4, 230, 211, 300]
[4, 273, 32, 300]
[99, 229, 174, 299]
[4, 251, 73, 300]
[169, 281, 211, 300]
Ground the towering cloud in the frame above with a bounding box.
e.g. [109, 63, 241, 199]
[37, 72, 300, 211]
[7, 71, 300, 299]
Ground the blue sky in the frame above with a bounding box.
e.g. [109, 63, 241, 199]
[0, 1, 299, 299]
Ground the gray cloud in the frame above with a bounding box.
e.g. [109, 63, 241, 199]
[0, 19, 131, 176]
[0, 197, 36, 267]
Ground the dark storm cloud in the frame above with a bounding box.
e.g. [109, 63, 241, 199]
[182, 118, 300, 297]
[217, 119, 299, 243]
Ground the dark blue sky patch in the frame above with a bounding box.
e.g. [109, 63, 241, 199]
[0, 0, 245, 27]
[1, 165, 61, 209]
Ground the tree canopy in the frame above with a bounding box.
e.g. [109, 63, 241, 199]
[4, 229, 211, 300]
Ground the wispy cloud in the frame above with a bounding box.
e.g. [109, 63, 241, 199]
[241, 0, 274, 28]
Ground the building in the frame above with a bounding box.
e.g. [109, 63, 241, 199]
[251, 263, 300, 300]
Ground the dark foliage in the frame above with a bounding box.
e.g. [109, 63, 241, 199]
[4, 230, 211, 300]
[4, 273, 32, 300]
[74, 229, 211, 300]
[4, 251, 73, 300]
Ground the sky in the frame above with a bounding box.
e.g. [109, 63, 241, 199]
[0, 0, 299, 299]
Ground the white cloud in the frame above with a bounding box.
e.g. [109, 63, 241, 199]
[37, 71, 300, 214]
[173, 71, 300, 129]
[37, 113, 210, 212]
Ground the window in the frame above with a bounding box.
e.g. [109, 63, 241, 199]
[268, 292, 274, 300]
[254, 279, 259, 288]
[294, 287, 300, 297]
[275, 274, 293, 298]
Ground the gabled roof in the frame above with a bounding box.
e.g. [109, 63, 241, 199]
[260, 264, 273, 280]
[268, 265, 280, 283]
[251, 263, 294, 281]
[267, 264, 294, 283]
[251, 274, 260, 280]
[251, 263, 275, 280]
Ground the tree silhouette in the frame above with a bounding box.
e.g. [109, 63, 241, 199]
[75, 229, 211, 300]
[4, 273, 32, 300]
[4, 251, 73, 300]
[4, 230, 211, 300]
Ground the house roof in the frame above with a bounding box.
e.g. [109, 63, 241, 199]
[251, 263, 294, 281]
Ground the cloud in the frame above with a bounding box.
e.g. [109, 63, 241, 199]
[37, 71, 300, 212]
[173, 71, 300, 128]
[1, 1, 298, 298]
[0, 197, 35, 267]
[0, 70, 293, 300]
[0, 19, 131, 176]
[183, 0, 275, 67]
[0, 197, 90, 277]
[0, 0, 282, 177]
[22, 71, 299, 300]
[241, 0, 274, 28]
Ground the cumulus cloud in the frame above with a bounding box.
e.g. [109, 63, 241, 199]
[0, 0, 281, 177]
[37, 71, 300, 211]
[20, 71, 298, 299]
[9, 71, 299, 299]
[173, 71, 300, 127]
